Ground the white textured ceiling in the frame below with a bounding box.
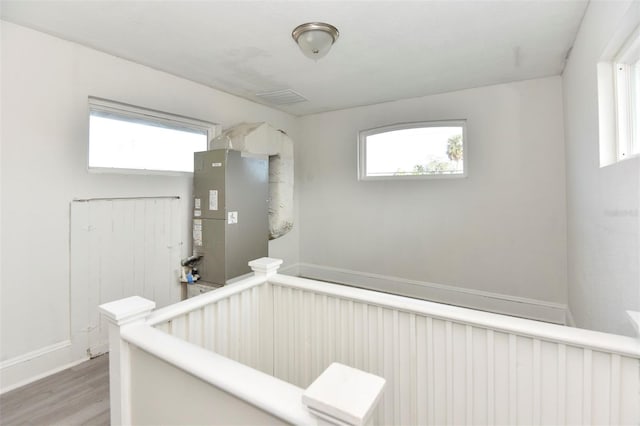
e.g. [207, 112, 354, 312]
[1, 1, 588, 116]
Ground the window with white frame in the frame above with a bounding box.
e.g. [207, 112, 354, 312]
[358, 121, 467, 180]
[88, 97, 217, 173]
[613, 26, 640, 161]
[597, 6, 639, 167]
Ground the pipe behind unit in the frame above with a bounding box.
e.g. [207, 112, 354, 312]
[210, 122, 294, 240]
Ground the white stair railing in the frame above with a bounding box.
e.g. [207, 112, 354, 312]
[100, 258, 640, 425]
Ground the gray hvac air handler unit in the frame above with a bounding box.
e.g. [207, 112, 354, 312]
[192, 149, 268, 286]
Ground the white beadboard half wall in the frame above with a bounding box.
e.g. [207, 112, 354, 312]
[297, 263, 569, 325]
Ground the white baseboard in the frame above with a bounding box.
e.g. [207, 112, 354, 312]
[0, 340, 89, 394]
[295, 263, 568, 325]
[278, 263, 300, 277]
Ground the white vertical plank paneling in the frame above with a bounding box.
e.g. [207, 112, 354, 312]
[371, 305, 383, 426]
[396, 312, 410, 425]
[218, 298, 229, 358]
[392, 310, 401, 426]
[409, 314, 417, 426]
[432, 319, 447, 425]
[132, 199, 147, 299]
[142, 200, 157, 303]
[382, 308, 398, 424]
[305, 291, 314, 386]
[516, 336, 533, 425]
[493, 332, 509, 424]
[294, 289, 303, 386]
[260, 283, 274, 375]
[610, 354, 621, 425]
[619, 355, 639, 424]
[470, 327, 488, 425]
[320, 294, 329, 379]
[91, 201, 113, 353]
[591, 351, 612, 425]
[288, 288, 297, 385]
[71, 197, 182, 357]
[171, 315, 187, 340]
[508, 334, 517, 425]
[239, 291, 250, 367]
[203, 304, 215, 352]
[465, 325, 473, 426]
[565, 346, 584, 425]
[187, 310, 202, 347]
[582, 349, 592, 425]
[426, 317, 435, 426]
[416, 316, 427, 425]
[272, 284, 282, 379]
[557, 343, 567, 425]
[348, 300, 355, 369]
[487, 329, 495, 425]
[451, 323, 467, 426]
[168, 198, 182, 303]
[539, 340, 558, 425]
[69, 201, 91, 360]
[229, 294, 240, 362]
[532, 339, 541, 425]
[445, 321, 454, 425]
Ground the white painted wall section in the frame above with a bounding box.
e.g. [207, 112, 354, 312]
[0, 21, 299, 392]
[562, 0, 640, 337]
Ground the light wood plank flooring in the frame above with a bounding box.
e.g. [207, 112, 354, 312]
[0, 354, 109, 425]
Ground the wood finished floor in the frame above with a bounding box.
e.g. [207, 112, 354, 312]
[0, 354, 109, 426]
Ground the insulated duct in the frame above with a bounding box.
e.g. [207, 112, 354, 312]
[210, 123, 294, 240]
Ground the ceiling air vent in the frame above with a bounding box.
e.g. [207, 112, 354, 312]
[255, 89, 307, 105]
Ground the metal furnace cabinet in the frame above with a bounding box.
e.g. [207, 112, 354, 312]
[192, 149, 268, 286]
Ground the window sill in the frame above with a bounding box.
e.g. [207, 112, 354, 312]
[88, 167, 194, 177]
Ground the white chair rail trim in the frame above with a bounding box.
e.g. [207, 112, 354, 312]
[268, 274, 640, 358]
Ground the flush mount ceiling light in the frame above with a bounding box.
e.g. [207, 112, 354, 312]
[292, 22, 339, 60]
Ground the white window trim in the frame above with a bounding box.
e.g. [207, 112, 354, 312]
[357, 120, 467, 181]
[88, 97, 219, 174]
[613, 26, 640, 161]
[597, 3, 639, 167]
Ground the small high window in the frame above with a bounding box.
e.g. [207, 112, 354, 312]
[358, 121, 467, 180]
[88, 97, 217, 173]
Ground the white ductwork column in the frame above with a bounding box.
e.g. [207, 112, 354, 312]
[210, 122, 294, 240]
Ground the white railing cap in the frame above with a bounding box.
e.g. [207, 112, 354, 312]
[249, 257, 283, 276]
[98, 296, 155, 324]
[302, 362, 385, 426]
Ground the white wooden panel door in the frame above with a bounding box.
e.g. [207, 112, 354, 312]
[70, 197, 182, 357]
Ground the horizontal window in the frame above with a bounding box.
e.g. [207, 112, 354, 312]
[88, 98, 218, 173]
[358, 121, 467, 180]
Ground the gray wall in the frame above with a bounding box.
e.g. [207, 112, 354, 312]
[297, 77, 568, 311]
[563, 0, 640, 337]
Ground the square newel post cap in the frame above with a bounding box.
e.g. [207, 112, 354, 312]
[98, 296, 156, 326]
[248, 257, 283, 277]
[302, 363, 386, 426]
